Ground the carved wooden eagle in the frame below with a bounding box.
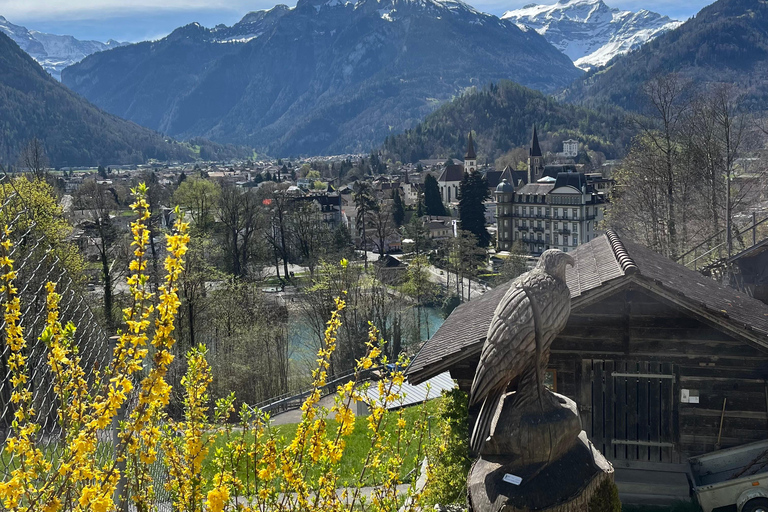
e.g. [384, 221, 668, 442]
[469, 249, 574, 454]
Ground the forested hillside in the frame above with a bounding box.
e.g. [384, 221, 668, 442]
[62, 0, 582, 157]
[562, 0, 768, 111]
[0, 32, 251, 167]
[382, 81, 632, 163]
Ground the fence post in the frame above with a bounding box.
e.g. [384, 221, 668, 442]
[754, 212, 757, 247]
[109, 335, 128, 512]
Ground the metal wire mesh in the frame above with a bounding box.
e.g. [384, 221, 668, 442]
[0, 179, 169, 504]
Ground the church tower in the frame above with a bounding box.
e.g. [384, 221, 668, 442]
[528, 124, 544, 183]
[464, 132, 477, 174]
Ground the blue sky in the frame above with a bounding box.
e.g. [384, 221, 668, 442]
[2, 0, 713, 43]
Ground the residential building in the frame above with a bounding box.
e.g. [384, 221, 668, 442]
[495, 173, 605, 255]
[494, 126, 606, 255]
[559, 139, 579, 158]
[437, 132, 477, 204]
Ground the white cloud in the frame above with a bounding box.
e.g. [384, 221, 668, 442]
[1, 0, 275, 21]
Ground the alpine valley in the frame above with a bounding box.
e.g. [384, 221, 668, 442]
[502, 0, 681, 71]
[61, 0, 582, 157]
[0, 30, 252, 167]
[0, 16, 128, 81]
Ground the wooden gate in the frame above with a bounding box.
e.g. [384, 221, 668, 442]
[581, 360, 677, 463]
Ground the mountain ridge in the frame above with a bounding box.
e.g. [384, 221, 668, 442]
[0, 15, 128, 80]
[0, 31, 250, 167]
[502, 0, 680, 70]
[62, 0, 582, 157]
[561, 0, 768, 111]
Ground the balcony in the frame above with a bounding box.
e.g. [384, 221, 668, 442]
[512, 212, 551, 219]
[532, 226, 545, 232]
[559, 228, 571, 235]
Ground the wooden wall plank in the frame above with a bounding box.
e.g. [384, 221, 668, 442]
[594, 360, 605, 454]
[615, 360, 627, 460]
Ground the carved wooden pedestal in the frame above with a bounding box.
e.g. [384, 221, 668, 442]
[467, 390, 614, 512]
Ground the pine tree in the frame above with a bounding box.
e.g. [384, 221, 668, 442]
[458, 170, 490, 248]
[424, 174, 447, 217]
[416, 193, 425, 217]
[392, 189, 405, 227]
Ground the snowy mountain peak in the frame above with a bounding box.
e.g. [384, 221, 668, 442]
[0, 16, 128, 80]
[502, 0, 681, 70]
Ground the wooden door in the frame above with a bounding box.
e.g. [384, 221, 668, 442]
[581, 359, 677, 463]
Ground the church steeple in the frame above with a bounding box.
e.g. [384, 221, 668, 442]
[464, 131, 477, 174]
[529, 124, 542, 158]
[465, 132, 477, 160]
[528, 124, 544, 183]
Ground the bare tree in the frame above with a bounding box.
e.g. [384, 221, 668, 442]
[289, 200, 332, 277]
[369, 203, 396, 260]
[632, 74, 693, 258]
[353, 181, 376, 269]
[75, 179, 119, 330]
[218, 185, 263, 278]
[259, 182, 292, 281]
[19, 138, 49, 179]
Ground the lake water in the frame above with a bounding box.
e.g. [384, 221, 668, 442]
[287, 306, 445, 364]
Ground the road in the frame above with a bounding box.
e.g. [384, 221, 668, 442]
[364, 250, 488, 301]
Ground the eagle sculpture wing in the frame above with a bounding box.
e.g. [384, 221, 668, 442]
[469, 268, 572, 454]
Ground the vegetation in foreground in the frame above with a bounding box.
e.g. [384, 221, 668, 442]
[0, 184, 432, 511]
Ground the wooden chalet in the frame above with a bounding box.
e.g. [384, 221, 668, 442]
[407, 231, 768, 504]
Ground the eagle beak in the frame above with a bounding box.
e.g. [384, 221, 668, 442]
[565, 254, 575, 268]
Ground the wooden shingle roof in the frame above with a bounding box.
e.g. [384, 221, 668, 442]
[406, 231, 768, 384]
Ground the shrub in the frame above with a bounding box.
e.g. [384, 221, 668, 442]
[422, 389, 472, 507]
[0, 184, 430, 512]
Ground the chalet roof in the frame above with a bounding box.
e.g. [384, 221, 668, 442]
[406, 231, 768, 384]
[438, 165, 465, 183]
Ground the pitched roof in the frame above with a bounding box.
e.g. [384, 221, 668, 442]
[438, 165, 465, 183]
[484, 170, 503, 188]
[406, 231, 768, 384]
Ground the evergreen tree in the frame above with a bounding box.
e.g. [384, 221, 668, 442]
[458, 171, 490, 248]
[416, 193, 425, 217]
[423, 174, 447, 217]
[392, 189, 405, 227]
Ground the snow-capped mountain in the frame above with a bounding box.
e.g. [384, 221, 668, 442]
[0, 16, 127, 80]
[502, 0, 681, 70]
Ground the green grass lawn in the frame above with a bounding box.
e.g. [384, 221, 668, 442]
[202, 400, 439, 488]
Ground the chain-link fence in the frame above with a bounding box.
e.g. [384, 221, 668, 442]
[0, 177, 169, 506]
